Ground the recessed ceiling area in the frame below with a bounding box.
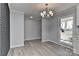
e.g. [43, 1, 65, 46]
[9, 3, 78, 18]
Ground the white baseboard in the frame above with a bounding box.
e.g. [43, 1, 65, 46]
[24, 38, 41, 41]
[41, 39, 49, 42]
[42, 39, 72, 49]
[10, 43, 24, 48]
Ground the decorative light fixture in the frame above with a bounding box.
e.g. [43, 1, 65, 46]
[40, 4, 54, 18]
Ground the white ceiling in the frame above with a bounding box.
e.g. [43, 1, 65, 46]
[9, 3, 78, 18]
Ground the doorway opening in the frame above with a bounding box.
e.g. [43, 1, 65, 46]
[60, 16, 73, 45]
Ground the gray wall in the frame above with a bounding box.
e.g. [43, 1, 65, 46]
[24, 18, 41, 40]
[0, 4, 1, 55]
[0, 3, 10, 56]
[75, 5, 79, 35]
[42, 18, 52, 42]
[10, 10, 24, 48]
[50, 17, 59, 42]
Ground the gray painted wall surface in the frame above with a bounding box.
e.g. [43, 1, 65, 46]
[0, 4, 1, 56]
[42, 18, 52, 42]
[10, 10, 24, 48]
[0, 3, 10, 56]
[24, 18, 41, 40]
[75, 5, 79, 35]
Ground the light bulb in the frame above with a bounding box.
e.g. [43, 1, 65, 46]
[50, 13, 53, 16]
[43, 11, 46, 15]
[40, 12, 43, 16]
[40, 12, 44, 17]
[49, 11, 52, 14]
[47, 14, 49, 17]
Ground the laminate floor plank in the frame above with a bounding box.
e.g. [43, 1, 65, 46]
[7, 39, 73, 56]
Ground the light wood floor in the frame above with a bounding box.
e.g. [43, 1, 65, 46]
[7, 39, 74, 56]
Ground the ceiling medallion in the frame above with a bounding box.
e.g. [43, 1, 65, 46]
[40, 4, 55, 18]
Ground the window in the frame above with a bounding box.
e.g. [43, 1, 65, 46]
[61, 22, 65, 29]
[61, 17, 73, 30]
[66, 20, 73, 29]
[60, 16, 73, 45]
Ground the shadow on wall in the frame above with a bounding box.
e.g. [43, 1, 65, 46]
[0, 3, 10, 56]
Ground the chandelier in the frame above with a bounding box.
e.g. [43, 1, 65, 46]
[40, 4, 54, 18]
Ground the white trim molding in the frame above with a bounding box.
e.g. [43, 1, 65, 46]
[42, 39, 72, 49]
[10, 43, 24, 48]
[24, 37, 41, 41]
